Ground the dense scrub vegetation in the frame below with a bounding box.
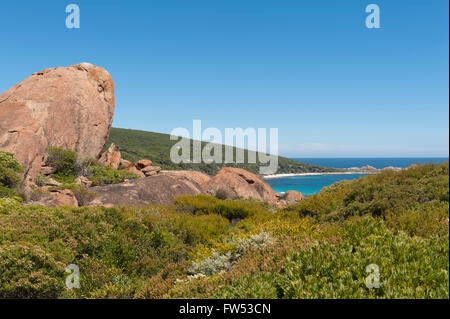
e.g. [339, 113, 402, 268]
[0, 162, 448, 298]
[46, 147, 137, 186]
[0, 151, 23, 200]
[106, 128, 342, 175]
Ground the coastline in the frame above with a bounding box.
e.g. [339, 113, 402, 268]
[263, 171, 373, 180]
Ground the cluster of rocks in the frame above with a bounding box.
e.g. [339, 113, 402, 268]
[0, 63, 304, 210]
[88, 166, 303, 209]
[347, 165, 403, 173]
[98, 143, 161, 178]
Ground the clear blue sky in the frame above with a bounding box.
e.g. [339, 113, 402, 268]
[1, 0, 448, 157]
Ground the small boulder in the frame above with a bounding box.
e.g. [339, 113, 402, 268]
[135, 159, 152, 170]
[120, 159, 132, 168]
[141, 166, 161, 176]
[40, 166, 57, 176]
[75, 176, 93, 188]
[30, 189, 78, 207]
[46, 178, 62, 187]
[99, 143, 122, 170]
[123, 166, 145, 178]
[284, 190, 304, 204]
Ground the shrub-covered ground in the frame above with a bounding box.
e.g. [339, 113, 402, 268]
[0, 162, 448, 299]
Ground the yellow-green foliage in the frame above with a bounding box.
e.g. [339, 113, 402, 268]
[211, 217, 449, 299]
[89, 166, 138, 187]
[286, 162, 449, 222]
[0, 163, 448, 299]
[174, 195, 271, 221]
[0, 151, 23, 198]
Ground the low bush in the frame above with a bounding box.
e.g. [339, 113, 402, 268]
[0, 151, 23, 199]
[212, 217, 449, 299]
[72, 188, 97, 206]
[34, 174, 50, 187]
[89, 166, 138, 187]
[46, 147, 78, 182]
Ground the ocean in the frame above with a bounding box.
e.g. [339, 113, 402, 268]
[266, 157, 448, 196]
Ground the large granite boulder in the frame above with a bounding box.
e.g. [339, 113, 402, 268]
[87, 171, 204, 207]
[0, 63, 115, 180]
[203, 167, 277, 204]
[161, 170, 211, 186]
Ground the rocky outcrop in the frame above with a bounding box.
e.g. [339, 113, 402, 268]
[123, 158, 162, 177]
[0, 63, 115, 180]
[75, 176, 92, 188]
[28, 189, 78, 208]
[123, 166, 145, 178]
[203, 167, 277, 204]
[99, 143, 121, 170]
[135, 159, 153, 170]
[162, 170, 211, 186]
[141, 165, 161, 176]
[87, 171, 204, 207]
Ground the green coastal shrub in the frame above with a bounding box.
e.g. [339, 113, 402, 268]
[0, 163, 447, 299]
[34, 174, 50, 187]
[187, 231, 274, 277]
[0, 151, 23, 199]
[89, 166, 138, 187]
[46, 147, 78, 183]
[285, 162, 449, 222]
[0, 243, 66, 298]
[213, 217, 449, 299]
[174, 195, 270, 221]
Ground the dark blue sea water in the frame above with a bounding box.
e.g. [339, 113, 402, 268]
[292, 158, 448, 169]
[266, 158, 448, 196]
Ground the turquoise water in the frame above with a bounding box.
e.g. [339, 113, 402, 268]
[266, 173, 366, 196]
[267, 157, 448, 195]
[292, 157, 448, 169]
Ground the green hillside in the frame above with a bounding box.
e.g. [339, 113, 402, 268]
[106, 128, 341, 175]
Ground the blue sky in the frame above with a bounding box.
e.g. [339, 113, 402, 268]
[0, 0, 448, 157]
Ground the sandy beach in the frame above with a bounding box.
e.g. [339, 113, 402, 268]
[263, 171, 372, 180]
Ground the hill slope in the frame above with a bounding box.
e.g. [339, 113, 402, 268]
[106, 128, 341, 175]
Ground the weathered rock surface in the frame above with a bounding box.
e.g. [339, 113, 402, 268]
[88, 171, 204, 207]
[0, 63, 115, 180]
[141, 165, 162, 176]
[99, 143, 121, 170]
[29, 189, 78, 208]
[40, 166, 57, 176]
[162, 170, 211, 186]
[135, 159, 152, 170]
[120, 159, 132, 168]
[75, 176, 93, 188]
[284, 190, 304, 204]
[203, 167, 277, 204]
[123, 166, 145, 178]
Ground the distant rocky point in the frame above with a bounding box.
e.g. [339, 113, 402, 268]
[347, 165, 403, 173]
